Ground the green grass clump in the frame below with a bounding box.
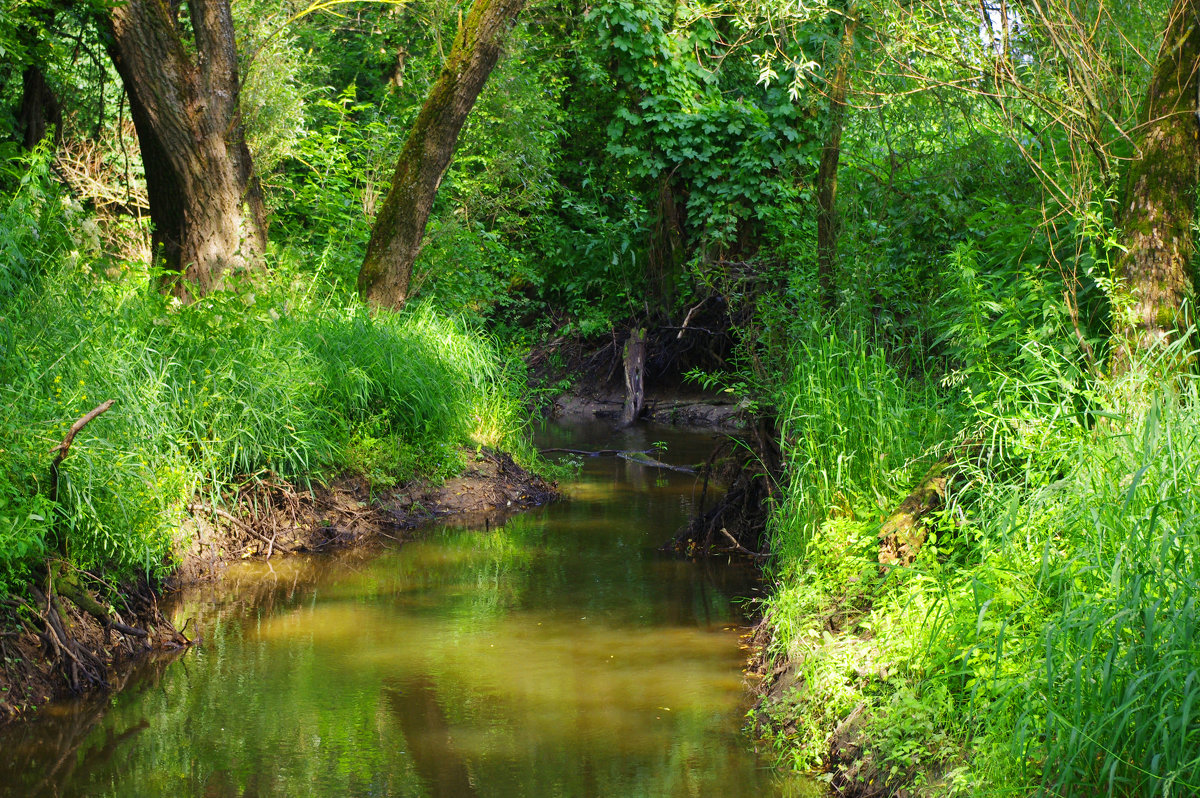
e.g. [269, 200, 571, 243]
[759, 315, 1200, 795]
[0, 153, 533, 598]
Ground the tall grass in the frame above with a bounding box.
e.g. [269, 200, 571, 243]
[768, 320, 948, 567]
[759, 309, 1200, 794]
[1006, 385, 1200, 796]
[0, 152, 532, 597]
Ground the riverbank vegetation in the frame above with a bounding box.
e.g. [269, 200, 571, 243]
[0, 147, 533, 645]
[4, 0, 1200, 793]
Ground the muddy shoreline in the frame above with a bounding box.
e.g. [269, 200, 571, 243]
[0, 447, 555, 726]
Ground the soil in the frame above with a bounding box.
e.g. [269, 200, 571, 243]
[0, 447, 555, 726]
[172, 446, 556, 584]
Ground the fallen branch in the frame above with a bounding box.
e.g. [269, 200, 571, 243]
[188, 502, 293, 553]
[616, 452, 698, 474]
[49, 399, 116, 508]
[878, 442, 982, 569]
[720, 527, 769, 559]
[539, 447, 653, 457]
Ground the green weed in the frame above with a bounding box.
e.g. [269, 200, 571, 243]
[0, 151, 535, 598]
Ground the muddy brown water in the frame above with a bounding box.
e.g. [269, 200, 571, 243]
[0, 423, 819, 797]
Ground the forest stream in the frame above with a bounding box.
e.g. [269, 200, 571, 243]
[0, 422, 818, 797]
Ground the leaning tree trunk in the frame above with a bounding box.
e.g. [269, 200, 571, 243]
[358, 0, 525, 309]
[1112, 0, 1200, 358]
[815, 10, 858, 311]
[106, 0, 265, 299]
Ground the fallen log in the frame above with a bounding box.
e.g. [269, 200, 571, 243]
[878, 443, 981, 569]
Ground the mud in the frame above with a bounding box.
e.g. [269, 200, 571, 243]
[172, 446, 556, 584]
[0, 447, 555, 726]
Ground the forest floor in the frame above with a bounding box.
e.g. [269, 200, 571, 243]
[0, 447, 556, 726]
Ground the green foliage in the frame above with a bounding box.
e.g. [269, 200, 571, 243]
[235, 0, 310, 175]
[271, 86, 397, 292]
[591, 0, 817, 249]
[759, 294, 1200, 795]
[0, 152, 532, 598]
[766, 318, 950, 568]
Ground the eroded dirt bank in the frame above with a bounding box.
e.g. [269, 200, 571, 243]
[0, 447, 555, 725]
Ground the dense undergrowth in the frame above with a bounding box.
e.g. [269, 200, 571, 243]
[0, 152, 533, 601]
[752, 309, 1200, 795]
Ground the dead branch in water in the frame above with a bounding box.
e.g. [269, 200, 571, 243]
[539, 447, 653, 456]
[540, 447, 698, 473]
[720, 527, 769, 560]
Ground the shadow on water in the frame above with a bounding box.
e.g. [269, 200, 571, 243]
[0, 422, 821, 798]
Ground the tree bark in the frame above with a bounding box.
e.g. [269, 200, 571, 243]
[1113, 0, 1200, 357]
[17, 64, 63, 150]
[105, 0, 265, 299]
[621, 327, 647, 427]
[816, 12, 858, 311]
[358, 0, 525, 309]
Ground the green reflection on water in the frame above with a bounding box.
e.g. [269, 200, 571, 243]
[0, 425, 820, 797]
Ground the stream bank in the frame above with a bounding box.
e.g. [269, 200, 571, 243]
[0, 446, 555, 726]
[0, 421, 819, 798]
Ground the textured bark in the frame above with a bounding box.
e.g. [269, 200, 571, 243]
[648, 175, 687, 310]
[105, 0, 265, 298]
[815, 13, 858, 311]
[877, 459, 949, 569]
[621, 328, 647, 427]
[1113, 0, 1200, 355]
[359, 0, 525, 309]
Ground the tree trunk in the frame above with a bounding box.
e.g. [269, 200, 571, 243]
[105, 0, 265, 299]
[815, 12, 858, 311]
[358, 0, 525, 309]
[1113, 0, 1200, 357]
[621, 327, 647, 427]
[17, 64, 62, 150]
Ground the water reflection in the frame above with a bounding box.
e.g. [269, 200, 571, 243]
[0, 424, 818, 797]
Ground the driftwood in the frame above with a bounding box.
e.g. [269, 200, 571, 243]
[539, 447, 697, 474]
[615, 451, 697, 474]
[719, 527, 768, 559]
[539, 447, 652, 457]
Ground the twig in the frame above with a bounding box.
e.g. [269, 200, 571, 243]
[188, 502, 292, 552]
[720, 528, 769, 559]
[677, 298, 707, 338]
[49, 400, 116, 505]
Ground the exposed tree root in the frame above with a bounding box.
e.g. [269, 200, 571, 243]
[664, 417, 782, 558]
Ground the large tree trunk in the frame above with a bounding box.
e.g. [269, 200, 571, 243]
[358, 0, 525, 309]
[1113, 0, 1200, 357]
[815, 11, 858, 311]
[105, 0, 265, 299]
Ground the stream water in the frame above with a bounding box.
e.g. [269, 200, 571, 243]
[0, 422, 818, 797]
